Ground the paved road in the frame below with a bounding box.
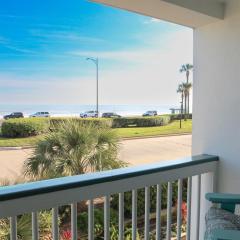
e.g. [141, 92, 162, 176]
[0, 135, 191, 181]
[119, 135, 191, 165]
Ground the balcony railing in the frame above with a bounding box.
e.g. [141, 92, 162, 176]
[0, 154, 218, 240]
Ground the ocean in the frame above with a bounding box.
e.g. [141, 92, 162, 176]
[0, 104, 177, 118]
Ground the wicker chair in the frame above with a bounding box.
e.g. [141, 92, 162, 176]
[205, 193, 240, 240]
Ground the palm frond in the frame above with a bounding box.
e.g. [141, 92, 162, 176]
[24, 119, 126, 179]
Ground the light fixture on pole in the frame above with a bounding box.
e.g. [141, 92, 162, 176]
[86, 57, 99, 117]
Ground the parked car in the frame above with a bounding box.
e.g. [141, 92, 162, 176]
[142, 110, 157, 117]
[30, 112, 50, 118]
[102, 112, 121, 118]
[80, 111, 98, 118]
[3, 112, 24, 120]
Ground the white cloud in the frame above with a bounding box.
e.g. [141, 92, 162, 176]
[29, 29, 105, 44]
[0, 28, 193, 106]
[143, 17, 163, 24]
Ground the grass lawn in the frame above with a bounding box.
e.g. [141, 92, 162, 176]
[116, 120, 192, 138]
[0, 120, 192, 147]
[0, 135, 43, 147]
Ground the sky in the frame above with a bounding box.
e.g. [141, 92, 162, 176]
[0, 0, 193, 107]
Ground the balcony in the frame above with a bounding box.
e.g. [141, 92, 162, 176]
[0, 154, 218, 239]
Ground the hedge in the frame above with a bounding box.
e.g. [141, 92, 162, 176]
[1, 115, 172, 138]
[1, 118, 50, 137]
[50, 116, 171, 128]
[112, 116, 171, 128]
[49, 117, 113, 129]
[169, 113, 192, 120]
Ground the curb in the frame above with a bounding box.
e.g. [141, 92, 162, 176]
[0, 133, 192, 150]
[121, 132, 192, 141]
[0, 146, 33, 151]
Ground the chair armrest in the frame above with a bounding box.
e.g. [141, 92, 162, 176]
[206, 193, 240, 204]
[212, 229, 240, 240]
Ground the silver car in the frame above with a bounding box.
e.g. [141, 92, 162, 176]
[30, 112, 50, 118]
[80, 111, 98, 118]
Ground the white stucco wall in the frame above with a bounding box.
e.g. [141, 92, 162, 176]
[192, 0, 240, 237]
[193, 0, 240, 194]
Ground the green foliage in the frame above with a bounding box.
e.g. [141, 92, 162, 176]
[111, 180, 187, 218]
[24, 119, 126, 179]
[50, 117, 113, 129]
[0, 116, 173, 140]
[77, 208, 140, 239]
[1, 118, 49, 138]
[0, 211, 53, 240]
[169, 114, 192, 120]
[112, 116, 171, 128]
[77, 208, 118, 234]
[50, 116, 171, 129]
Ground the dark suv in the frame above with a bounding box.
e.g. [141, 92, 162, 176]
[102, 112, 121, 118]
[4, 112, 24, 120]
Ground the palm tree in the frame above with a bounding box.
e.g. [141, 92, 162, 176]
[177, 83, 192, 120]
[24, 119, 126, 180]
[179, 64, 193, 115]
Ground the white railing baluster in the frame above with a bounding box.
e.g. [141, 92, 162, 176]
[52, 207, 59, 240]
[119, 192, 124, 240]
[132, 189, 137, 240]
[145, 187, 150, 240]
[10, 216, 17, 240]
[196, 175, 201, 240]
[156, 184, 162, 240]
[0, 155, 218, 240]
[32, 212, 39, 240]
[166, 182, 172, 240]
[104, 195, 110, 240]
[187, 177, 192, 240]
[71, 203, 78, 240]
[88, 199, 94, 240]
[177, 179, 182, 240]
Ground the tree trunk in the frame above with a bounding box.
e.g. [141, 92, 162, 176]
[186, 71, 190, 115]
[184, 93, 187, 121]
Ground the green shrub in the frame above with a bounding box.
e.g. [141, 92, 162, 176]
[0, 211, 53, 240]
[50, 117, 113, 129]
[1, 118, 49, 138]
[77, 208, 118, 236]
[112, 116, 171, 128]
[77, 208, 140, 239]
[111, 180, 187, 218]
[169, 114, 192, 120]
[24, 119, 125, 179]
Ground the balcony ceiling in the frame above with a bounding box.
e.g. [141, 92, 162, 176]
[91, 0, 225, 28]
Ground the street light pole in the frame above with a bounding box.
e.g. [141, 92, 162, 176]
[86, 57, 99, 117]
[180, 92, 183, 129]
